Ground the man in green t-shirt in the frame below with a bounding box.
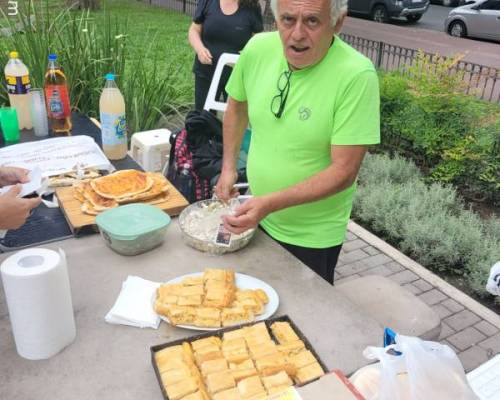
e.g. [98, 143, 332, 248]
[215, 0, 380, 284]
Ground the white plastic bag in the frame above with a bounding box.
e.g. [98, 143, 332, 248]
[359, 334, 478, 400]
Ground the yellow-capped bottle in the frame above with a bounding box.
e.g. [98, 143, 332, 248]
[4, 51, 32, 129]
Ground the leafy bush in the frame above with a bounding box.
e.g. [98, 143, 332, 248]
[379, 52, 500, 205]
[354, 153, 500, 299]
[0, 0, 190, 132]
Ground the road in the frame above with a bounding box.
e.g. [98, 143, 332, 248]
[343, 16, 500, 67]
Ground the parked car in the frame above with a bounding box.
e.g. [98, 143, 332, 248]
[430, 0, 467, 6]
[445, 0, 500, 41]
[348, 0, 431, 23]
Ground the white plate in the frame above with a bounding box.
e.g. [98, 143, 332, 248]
[158, 272, 279, 331]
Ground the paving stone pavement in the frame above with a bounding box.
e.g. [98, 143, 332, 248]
[337, 227, 500, 373]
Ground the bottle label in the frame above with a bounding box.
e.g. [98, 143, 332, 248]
[45, 85, 71, 119]
[6, 74, 31, 95]
[100, 112, 127, 146]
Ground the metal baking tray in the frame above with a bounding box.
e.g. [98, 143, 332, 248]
[151, 314, 329, 400]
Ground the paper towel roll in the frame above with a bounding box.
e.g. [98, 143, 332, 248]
[1, 248, 76, 360]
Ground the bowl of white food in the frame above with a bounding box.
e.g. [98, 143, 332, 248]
[178, 199, 256, 255]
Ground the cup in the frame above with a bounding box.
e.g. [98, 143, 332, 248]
[29, 89, 49, 137]
[0, 107, 20, 143]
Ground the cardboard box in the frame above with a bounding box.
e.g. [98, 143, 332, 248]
[268, 371, 365, 400]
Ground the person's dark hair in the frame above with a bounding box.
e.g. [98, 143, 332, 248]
[238, 0, 260, 8]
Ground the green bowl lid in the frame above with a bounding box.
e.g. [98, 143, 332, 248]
[95, 204, 171, 241]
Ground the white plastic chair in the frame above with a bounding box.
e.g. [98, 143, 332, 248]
[203, 53, 240, 113]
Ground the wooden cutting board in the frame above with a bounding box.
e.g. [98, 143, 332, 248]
[55, 180, 189, 234]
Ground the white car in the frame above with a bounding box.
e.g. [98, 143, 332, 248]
[445, 0, 500, 41]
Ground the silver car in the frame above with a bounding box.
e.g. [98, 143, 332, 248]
[445, 0, 500, 41]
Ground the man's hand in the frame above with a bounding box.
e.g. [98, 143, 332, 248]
[222, 196, 272, 234]
[0, 167, 30, 187]
[197, 47, 213, 65]
[0, 185, 41, 230]
[215, 169, 239, 202]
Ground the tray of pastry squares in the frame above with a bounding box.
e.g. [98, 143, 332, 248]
[151, 315, 328, 400]
[154, 269, 279, 331]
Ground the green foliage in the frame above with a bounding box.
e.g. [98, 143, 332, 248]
[379, 51, 500, 205]
[0, 0, 193, 132]
[353, 153, 500, 299]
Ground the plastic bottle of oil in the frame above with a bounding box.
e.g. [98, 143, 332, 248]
[4, 51, 32, 129]
[99, 73, 127, 160]
[44, 54, 72, 134]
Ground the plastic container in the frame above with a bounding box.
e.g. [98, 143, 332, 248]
[95, 204, 171, 256]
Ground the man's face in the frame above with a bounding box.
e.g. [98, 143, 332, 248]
[276, 0, 338, 70]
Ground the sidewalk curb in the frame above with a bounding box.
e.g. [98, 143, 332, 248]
[348, 220, 500, 329]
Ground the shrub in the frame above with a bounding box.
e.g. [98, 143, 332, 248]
[379, 52, 500, 206]
[353, 153, 500, 299]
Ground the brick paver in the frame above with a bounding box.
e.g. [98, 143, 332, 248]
[339, 229, 500, 373]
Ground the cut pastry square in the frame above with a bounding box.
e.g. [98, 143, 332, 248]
[224, 347, 250, 364]
[270, 322, 300, 344]
[178, 295, 203, 307]
[294, 362, 324, 385]
[191, 336, 222, 352]
[266, 385, 292, 396]
[234, 297, 264, 315]
[179, 285, 205, 297]
[194, 307, 221, 328]
[222, 307, 255, 327]
[167, 306, 197, 326]
[180, 391, 206, 400]
[254, 353, 286, 372]
[182, 342, 196, 366]
[230, 367, 259, 383]
[237, 376, 266, 399]
[287, 350, 317, 370]
[261, 371, 293, 390]
[222, 337, 247, 353]
[223, 327, 249, 342]
[247, 323, 271, 340]
[204, 286, 235, 309]
[154, 301, 172, 317]
[158, 284, 185, 298]
[194, 343, 221, 357]
[157, 357, 190, 375]
[253, 289, 269, 305]
[155, 345, 184, 364]
[182, 276, 204, 286]
[212, 387, 242, 400]
[229, 358, 255, 371]
[165, 377, 199, 400]
[276, 340, 306, 357]
[206, 370, 236, 395]
[160, 364, 192, 386]
[248, 340, 278, 360]
[201, 358, 228, 377]
[195, 350, 224, 367]
[203, 268, 234, 283]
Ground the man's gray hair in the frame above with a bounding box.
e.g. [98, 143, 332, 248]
[269, 0, 348, 27]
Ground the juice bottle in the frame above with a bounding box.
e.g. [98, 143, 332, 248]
[44, 54, 72, 134]
[4, 51, 32, 129]
[99, 73, 127, 160]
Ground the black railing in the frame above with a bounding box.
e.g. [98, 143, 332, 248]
[146, 0, 500, 103]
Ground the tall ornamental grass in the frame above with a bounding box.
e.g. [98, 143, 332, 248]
[0, 0, 189, 132]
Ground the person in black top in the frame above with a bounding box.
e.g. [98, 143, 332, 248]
[188, 0, 264, 111]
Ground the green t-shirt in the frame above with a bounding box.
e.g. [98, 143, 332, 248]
[226, 32, 380, 248]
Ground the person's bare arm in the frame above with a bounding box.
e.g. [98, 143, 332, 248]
[188, 22, 213, 64]
[222, 145, 367, 234]
[215, 97, 249, 200]
[0, 185, 41, 230]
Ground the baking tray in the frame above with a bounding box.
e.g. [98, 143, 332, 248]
[151, 314, 329, 400]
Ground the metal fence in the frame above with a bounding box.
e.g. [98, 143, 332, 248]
[145, 0, 500, 103]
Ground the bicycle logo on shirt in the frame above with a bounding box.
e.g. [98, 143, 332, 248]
[298, 107, 311, 121]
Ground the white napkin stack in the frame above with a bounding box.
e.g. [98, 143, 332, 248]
[105, 276, 161, 329]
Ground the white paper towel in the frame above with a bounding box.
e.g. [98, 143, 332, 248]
[1, 248, 76, 360]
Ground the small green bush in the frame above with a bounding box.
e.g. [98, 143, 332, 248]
[379, 52, 500, 206]
[354, 153, 500, 299]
